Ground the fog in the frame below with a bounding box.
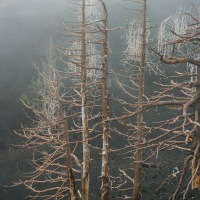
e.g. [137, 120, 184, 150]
[0, 0, 194, 199]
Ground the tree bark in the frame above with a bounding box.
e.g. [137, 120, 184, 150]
[61, 123, 78, 200]
[191, 66, 200, 189]
[81, 0, 90, 199]
[133, 1, 147, 199]
[100, 1, 111, 200]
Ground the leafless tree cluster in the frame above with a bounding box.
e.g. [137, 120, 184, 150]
[109, 1, 200, 200]
[13, 0, 200, 200]
[15, 39, 78, 199]
[15, 0, 110, 200]
[156, 3, 200, 199]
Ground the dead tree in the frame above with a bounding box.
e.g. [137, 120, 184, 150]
[117, 0, 149, 199]
[58, 1, 109, 199]
[108, 0, 185, 199]
[80, 1, 90, 199]
[15, 40, 79, 200]
[15, 0, 109, 199]
[156, 3, 200, 198]
[99, 1, 111, 200]
[113, 3, 200, 199]
[132, 1, 147, 199]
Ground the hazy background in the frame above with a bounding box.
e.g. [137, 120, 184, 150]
[0, 0, 193, 199]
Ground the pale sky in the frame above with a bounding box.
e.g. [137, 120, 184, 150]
[0, 0, 40, 8]
[0, 0, 22, 8]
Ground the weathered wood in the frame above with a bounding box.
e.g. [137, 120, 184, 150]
[81, 1, 90, 199]
[191, 61, 200, 189]
[132, 1, 147, 200]
[100, 1, 111, 200]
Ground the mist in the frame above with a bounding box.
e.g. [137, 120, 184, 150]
[0, 0, 195, 199]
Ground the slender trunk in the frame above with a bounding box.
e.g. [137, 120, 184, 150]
[62, 123, 78, 200]
[81, 0, 90, 199]
[191, 66, 200, 189]
[56, 74, 78, 199]
[133, 1, 147, 199]
[100, 1, 111, 200]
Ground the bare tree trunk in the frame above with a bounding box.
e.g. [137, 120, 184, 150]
[17, 38, 80, 199]
[55, 59, 78, 199]
[133, 1, 147, 199]
[100, 1, 111, 200]
[191, 66, 200, 189]
[62, 123, 78, 200]
[81, 0, 90, 199]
